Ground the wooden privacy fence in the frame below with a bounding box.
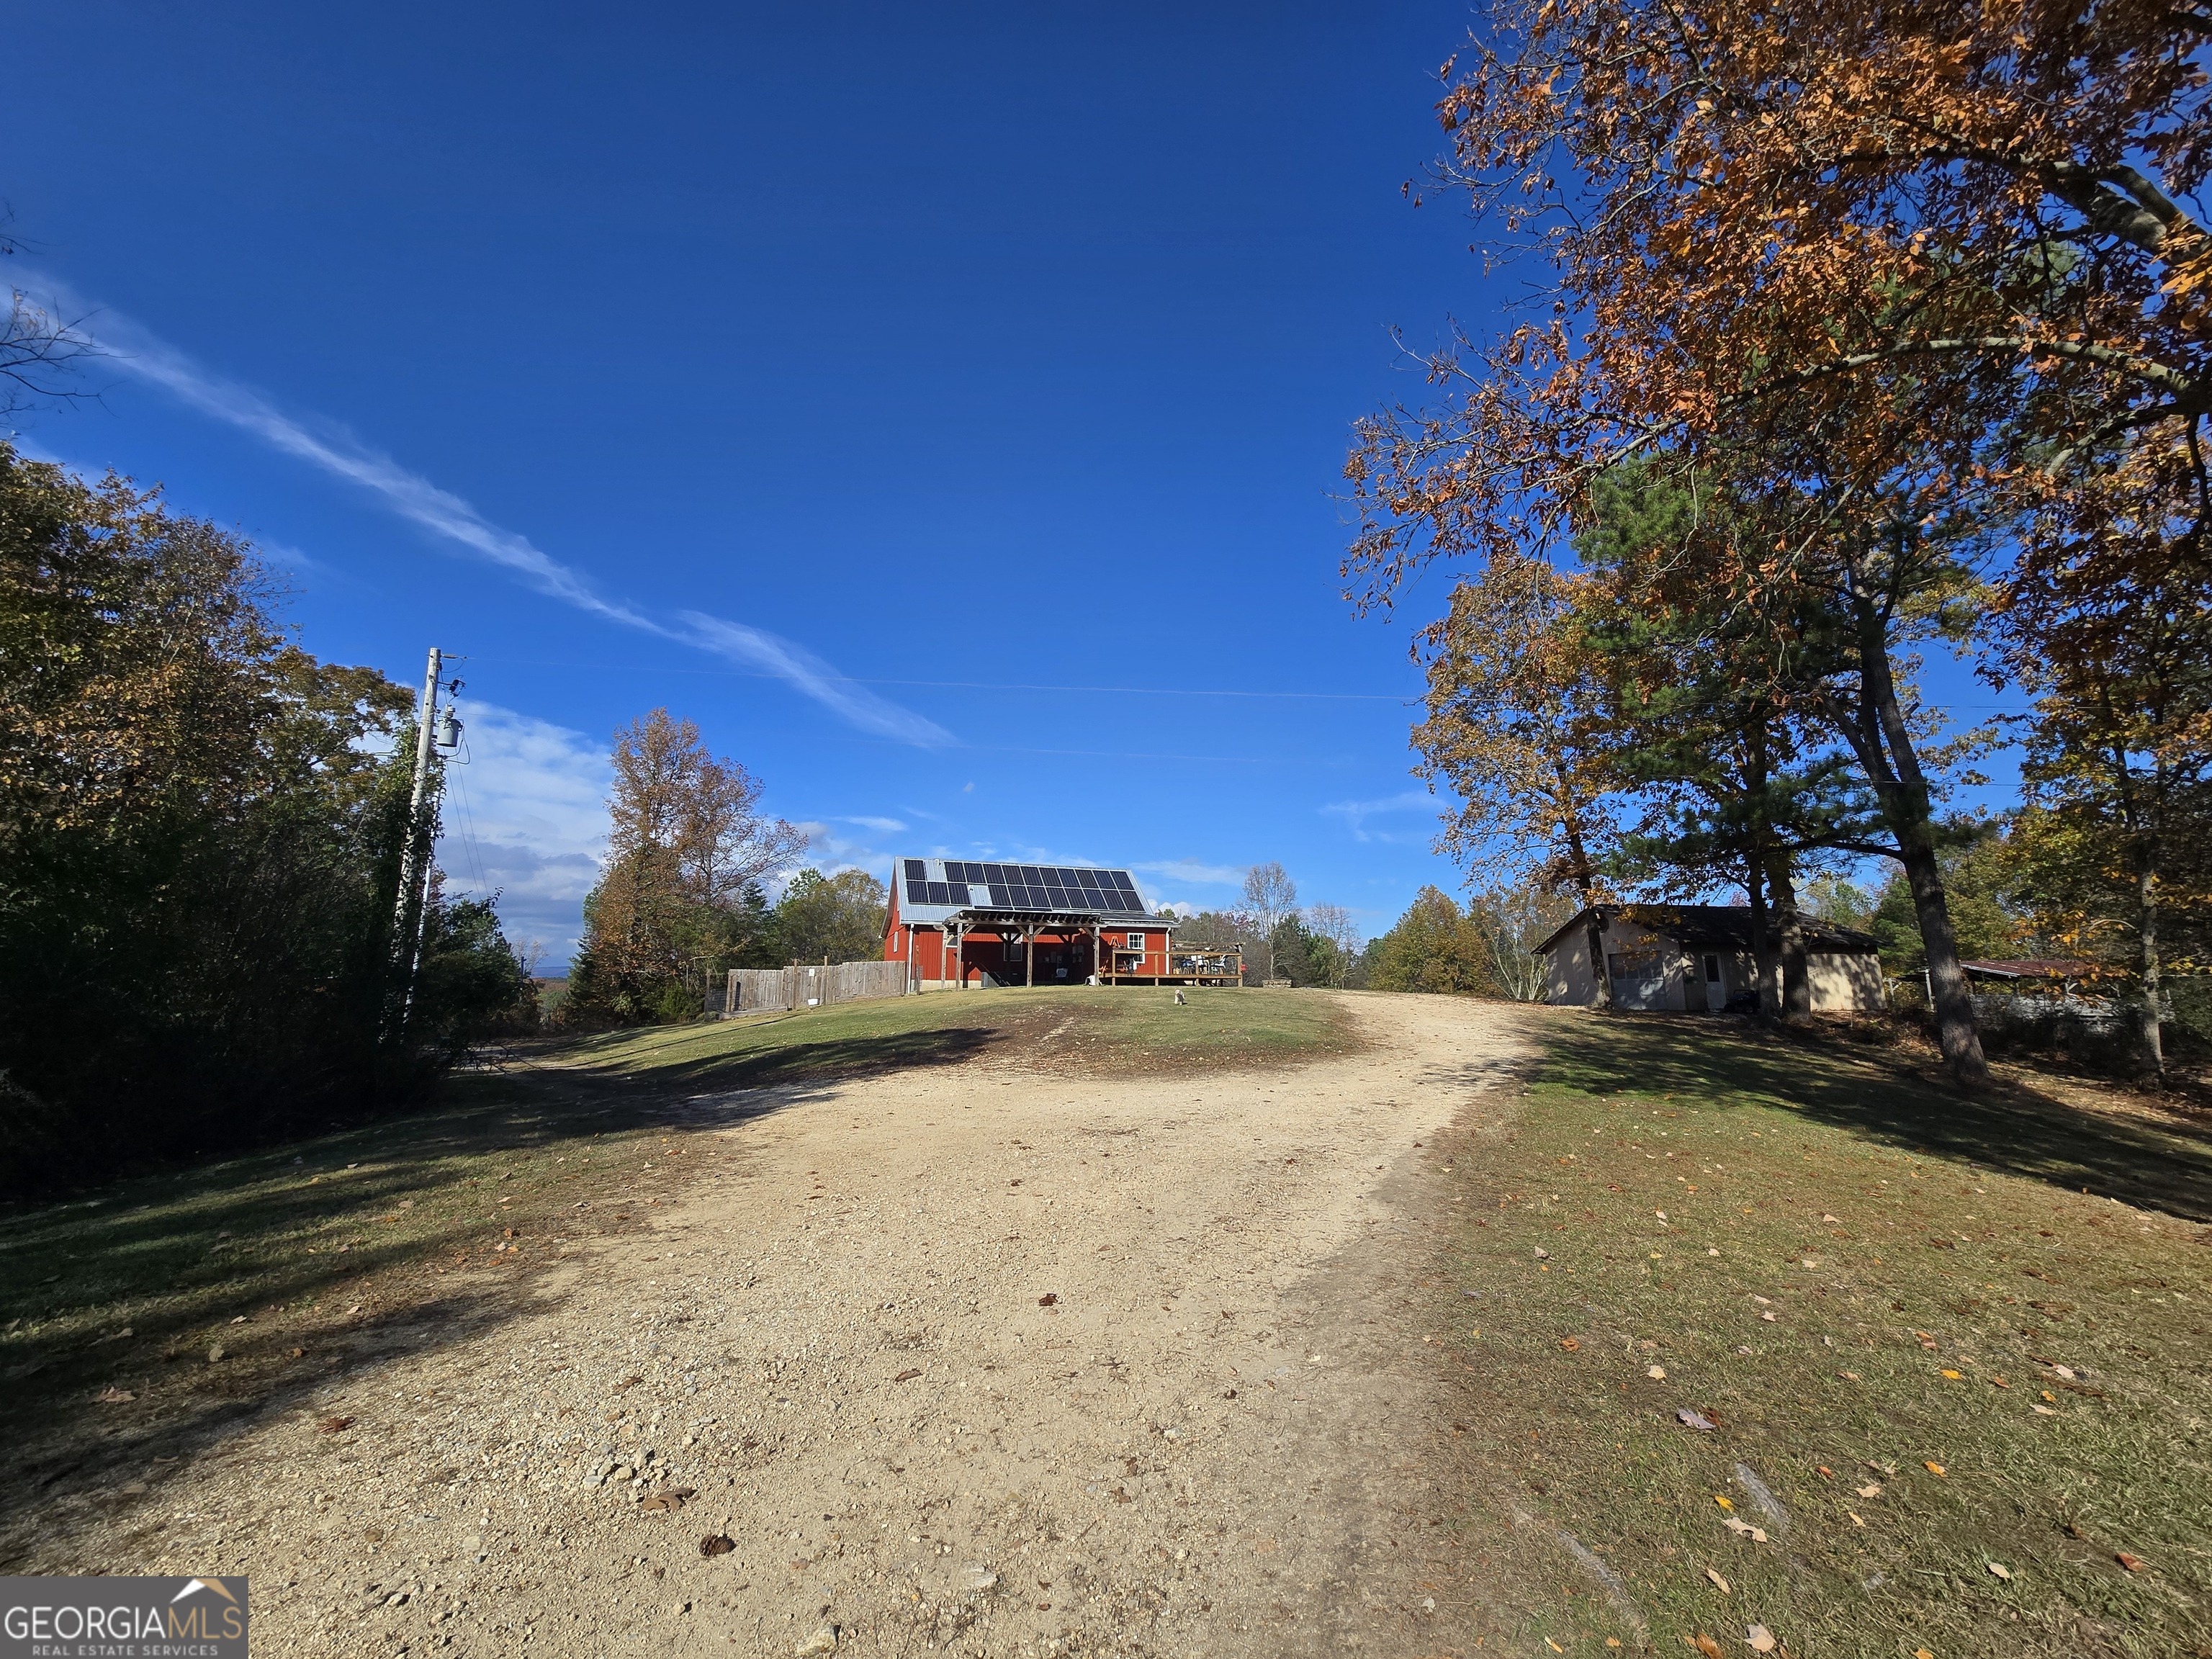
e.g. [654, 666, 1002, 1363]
[726, 960, 909, 1014]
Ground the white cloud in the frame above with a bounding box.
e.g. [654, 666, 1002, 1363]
[435, 701, 611, 966]
[39, 281, 948, 747]
[1321, 790, 1442, 844]
[840, 814, 908, 834]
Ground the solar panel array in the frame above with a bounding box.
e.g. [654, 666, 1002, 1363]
[900, 858, 1151, 917]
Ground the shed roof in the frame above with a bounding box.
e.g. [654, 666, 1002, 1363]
[1534, 903, 1880, 958]
[1961, 958, 2098, 980]
[891, 857, 1170, 929]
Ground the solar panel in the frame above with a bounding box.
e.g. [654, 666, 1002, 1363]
[896, 859, 1153, 914]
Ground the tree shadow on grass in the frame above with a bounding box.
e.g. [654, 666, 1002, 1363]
[0, 1064, 848, 1561]
[572, 1023, 1007, 1093]
[0, 1022, 1019, 1557]
[1537, 1015, 2212, 1223]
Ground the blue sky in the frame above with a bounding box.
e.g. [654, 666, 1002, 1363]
[5, 2, 2015, 965]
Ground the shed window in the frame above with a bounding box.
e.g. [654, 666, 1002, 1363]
[1704, 953, 1721, 984]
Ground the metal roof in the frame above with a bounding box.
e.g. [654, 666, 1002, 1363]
[891, 858, 1169, 928]
[1534, 903, 1881, 958]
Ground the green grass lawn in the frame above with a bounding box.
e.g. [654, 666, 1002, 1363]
[0, 982, 1349, 1547]
[1426, 1015, 2212, 1658]
[547, 981, 1357, 1088]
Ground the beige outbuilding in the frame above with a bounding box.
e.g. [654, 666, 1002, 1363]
[1536, 902, 1886, 1013]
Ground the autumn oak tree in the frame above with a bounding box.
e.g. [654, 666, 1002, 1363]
[1411, 551, 1623, 1005]
[571, 709, 806, 1022]
[1348, 0, 2211, 1080]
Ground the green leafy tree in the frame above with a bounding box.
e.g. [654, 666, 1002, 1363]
[775, 868, 889, 964]
[1370, 887, 1496, 996]
[0, 444, 519, 1191]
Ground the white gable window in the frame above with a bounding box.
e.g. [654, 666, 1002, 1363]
[1126, 932, 1144, 950]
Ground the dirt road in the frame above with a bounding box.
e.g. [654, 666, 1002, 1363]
[62, 993, 1539, 1657]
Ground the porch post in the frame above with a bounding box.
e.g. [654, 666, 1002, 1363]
[1025, 923, 1035, 989]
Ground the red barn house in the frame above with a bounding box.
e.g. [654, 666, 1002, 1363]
[884, 858, 1182, 987]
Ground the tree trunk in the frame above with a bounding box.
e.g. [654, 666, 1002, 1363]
[1744, 862, 1781, 1019]
[2136, 859, 2164, 1079]
[1826, 547, 1988, 1084]
[1771, 863, 1812, 1020]
[1559, 786, 1612, 1010]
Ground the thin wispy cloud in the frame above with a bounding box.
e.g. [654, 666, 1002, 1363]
[679, 613, 949, 747]
[1321, 789, 1441, 844]
[840, 814, 909, 834]
[1130, 857, 1246, 886]
[40, 281, 948, 746]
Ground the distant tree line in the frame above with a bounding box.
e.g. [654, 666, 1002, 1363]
[1171, 863, 1370, 989]
[560, 713, 886, 1024]
[0, 444, 531, 1195]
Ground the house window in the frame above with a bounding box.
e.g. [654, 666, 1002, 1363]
[1704, 954, 1721, 984]
[1126, 932, 1144, 950]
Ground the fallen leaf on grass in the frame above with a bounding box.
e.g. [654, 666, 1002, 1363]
[893, 1368, 923, 1382]
[1923, 1462, 1946, 1477]
[1560, 1338, 1581, 1352]
[1676, 1408, 1718, 1431]
[1546, 1640, 1564, 1654]
[1714, 1495, 1735, 1511]
[1689, 1637, 1724, 1658]
[1847, 1511, 1866, 1527]
[1759, 1311, 1778, 1323]
[1746, 1626, 1777, 1653]
[2116, 1552, 2149, 1573]
[96, 1386, 135, 1403]
[1705, 1567, 1731, 1594]
[699, 1534, 734, 1557]
[1987, 1563, 2012, 1581]
[318, 1416, 354, 1434]
[1941, 1370, 1963, 1380]
[1722, 1516, 1768, 1543]
[1647, 1364, 1667, 1380]
[2031, 1404, 2057, 1416]
[1857, 1483, 1882, 1498]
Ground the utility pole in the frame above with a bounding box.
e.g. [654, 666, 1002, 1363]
[390, 647, 463, 1026]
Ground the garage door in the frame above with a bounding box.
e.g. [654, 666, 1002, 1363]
[1607, 948, 1672, 1011]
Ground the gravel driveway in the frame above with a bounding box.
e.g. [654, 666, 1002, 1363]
[60, 992, 1538, 1658]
